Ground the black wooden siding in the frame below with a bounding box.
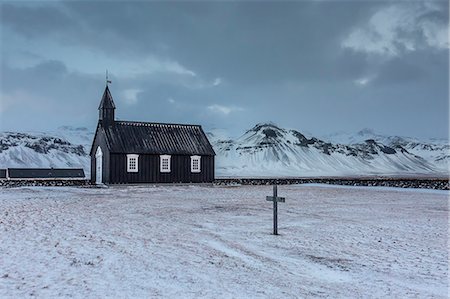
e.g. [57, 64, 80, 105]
[109, 154, 214, 184]
[0, 169, 7, 179]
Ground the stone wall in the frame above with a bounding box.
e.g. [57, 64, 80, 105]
[214, 178, 449, 190]
[0, 179, 89, 188]
[1, 177, 448, 190]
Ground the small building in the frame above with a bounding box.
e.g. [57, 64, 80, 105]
[90, 86, 215, 184]
[0, 168, 85, 180]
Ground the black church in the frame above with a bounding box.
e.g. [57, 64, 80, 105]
[90, 86, 215, 184]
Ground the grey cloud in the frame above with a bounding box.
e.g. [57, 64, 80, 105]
[1, 60, 102, 130]
[3, 1, 380, 84]
[1, 3, 75, 38]
[0, 1, 448, 139]
[342, 2, 449, 57]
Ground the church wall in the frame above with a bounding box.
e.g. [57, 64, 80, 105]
[108, 154, 214, 184]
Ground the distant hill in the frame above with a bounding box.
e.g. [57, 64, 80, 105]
[0, 124, 448, 177]
[0, 126, 92, 175]
[208, 123, 448, 177]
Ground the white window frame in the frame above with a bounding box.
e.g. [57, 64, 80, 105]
[160, 155, 171, 173]
[127, 154, 139, 172]
[190, 155, 201, 173]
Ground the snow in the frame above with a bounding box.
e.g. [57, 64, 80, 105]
[0, 185, 447, 298]
[322, 128, 448, 146]
[1, 124, 448, 178]
[212, 124, 446, 177]
[321, 129, 450, 174]
[0, 127, 92, 175]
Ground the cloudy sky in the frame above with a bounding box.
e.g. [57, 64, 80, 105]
[1, 1, 448, 139]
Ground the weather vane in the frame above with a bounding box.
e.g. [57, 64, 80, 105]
[106, 69, 112, 86]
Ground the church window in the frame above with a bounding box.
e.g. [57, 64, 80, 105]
[160, 155, 171, 173]
[127, 154, 139, 172]
[191, 156, 201, 173]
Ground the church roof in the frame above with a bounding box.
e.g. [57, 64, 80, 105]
[98, 86, 116, 109]
[102, 121, 215, 156]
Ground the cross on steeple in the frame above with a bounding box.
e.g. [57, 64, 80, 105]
[106, 69, 112, 86]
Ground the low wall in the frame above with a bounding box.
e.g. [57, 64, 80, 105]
[1, 177, 448, 190]
[214, 177, 450, 190]
[0, 179, 90, 188]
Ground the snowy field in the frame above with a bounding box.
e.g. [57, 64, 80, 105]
[0, 185, 448, 298]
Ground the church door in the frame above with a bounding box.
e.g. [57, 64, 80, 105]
[95, 146, 103, 184]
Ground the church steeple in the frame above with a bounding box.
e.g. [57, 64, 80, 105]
[98, 85, 116, 127]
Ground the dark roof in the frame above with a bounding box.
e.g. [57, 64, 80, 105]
[0, 169, 6, 179]
[98, 86, 116, 109]
[7, 168, 85, 179]
[102, 121, 215, 156]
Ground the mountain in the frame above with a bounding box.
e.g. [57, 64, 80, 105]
[0, 127, 92, 175]
[210, 123, 448, 177]
[0, 124, 448, 177]
[323, 128, 450, 171]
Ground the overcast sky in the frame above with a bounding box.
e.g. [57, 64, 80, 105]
[1, 1, 448, 139]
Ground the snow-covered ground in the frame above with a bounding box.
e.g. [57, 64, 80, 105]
[0, 185, 448, 298]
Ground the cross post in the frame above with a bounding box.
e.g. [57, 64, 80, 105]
[266, 185, 285, 235]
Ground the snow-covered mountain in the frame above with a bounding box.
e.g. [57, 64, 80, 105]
[0, 123, 448, 177]
[323, 128, 450, 171]
[209, 123, 448, 177]
[0, 127, 92, 175]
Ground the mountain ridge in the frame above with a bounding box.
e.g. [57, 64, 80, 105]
[210, 123, 448, 177]
[0, 123, 448, 177]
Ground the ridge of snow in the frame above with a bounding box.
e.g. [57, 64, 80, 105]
[0, 124, 448, 177]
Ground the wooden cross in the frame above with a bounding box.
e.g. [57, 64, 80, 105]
[266, 185, 285, 235]
[106, 69, 112, 86]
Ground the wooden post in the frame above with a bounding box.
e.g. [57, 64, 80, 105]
[273, 185, 278, 235]
[266, 185, 285, 235]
